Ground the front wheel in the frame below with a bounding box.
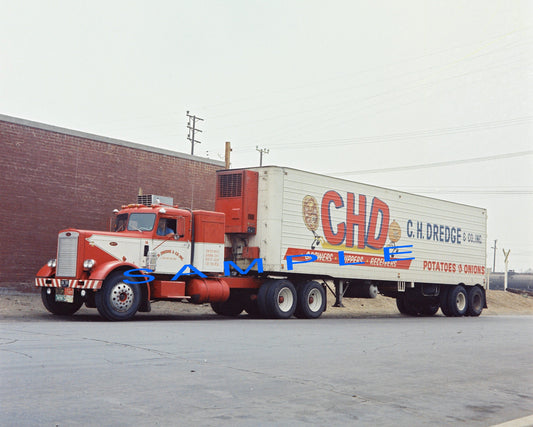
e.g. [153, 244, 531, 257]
[41, 288, 83, 316]
[95, 272, 142, 321]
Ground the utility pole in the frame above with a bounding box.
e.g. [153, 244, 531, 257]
[256, 146, 269, 166]
[225, 141, 232, 169]
[186, 111, 203, 156]
[491, 239, 497, 272]
[502, 249, 511, 291]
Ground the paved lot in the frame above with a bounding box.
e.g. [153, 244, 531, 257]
[1, 314, 532, 426]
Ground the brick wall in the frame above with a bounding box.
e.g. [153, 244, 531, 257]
[0, 115, 224, 290]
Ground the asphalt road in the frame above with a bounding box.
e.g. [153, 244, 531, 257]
[1, 313, 532, 426]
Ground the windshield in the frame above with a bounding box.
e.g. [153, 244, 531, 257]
[113, 213, 129, 232]
[127, 213, 156, 231]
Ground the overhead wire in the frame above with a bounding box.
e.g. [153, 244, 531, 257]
[236, 116, 533, 152]
[329, 150, 533, 175]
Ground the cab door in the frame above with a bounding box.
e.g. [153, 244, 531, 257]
[150, 216, 191, 274]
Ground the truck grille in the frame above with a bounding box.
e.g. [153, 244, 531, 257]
[56, 232, 79, 277]
[218, 173, 242, 197]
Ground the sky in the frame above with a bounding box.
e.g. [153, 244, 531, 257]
[1, 0, 532, 271]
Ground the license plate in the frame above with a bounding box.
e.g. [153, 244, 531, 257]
[55, 287, 74, 303]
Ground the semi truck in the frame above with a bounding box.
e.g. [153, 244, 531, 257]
[35, 166, 488, 320]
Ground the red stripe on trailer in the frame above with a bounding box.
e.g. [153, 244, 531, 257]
[284, 247, 413, 270]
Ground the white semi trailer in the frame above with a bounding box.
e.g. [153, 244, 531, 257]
[218, 166, 487, 318]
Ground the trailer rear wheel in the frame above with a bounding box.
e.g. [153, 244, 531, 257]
[396, 294, 412, 315]
[259, 279, 297, 319]
[95, 272, 142, 321]
[294, 281, 326, 319]
[41, 288, 83, 316]
[439, 286, 453, 316]
[466, 286, 484, 317]
[446, 285, 468, 317]
[397, 294, 438, 316]
[421, 303, 439, 316]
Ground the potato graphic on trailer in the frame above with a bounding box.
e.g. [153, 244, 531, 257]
[388, 220, 401, 243]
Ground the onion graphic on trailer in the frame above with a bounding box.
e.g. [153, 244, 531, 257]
[302, 195, 322, 249]
[386, 220, 402, 258]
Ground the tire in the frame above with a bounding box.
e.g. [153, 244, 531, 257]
[243, 296, 261, 316]
[257, 280, 274, 318]
[446, 285, 468, 317]
[396, 294, 419, 315]
[95, 272, 142, 321]
[396, 294, 409, 315]
[367, 283, 378, 299]
[439, 286, 453, 316]
[41, 288, 83, 316]
[466, 286, 484, 317]
[421, 303, 439, 316]
[294, 281, 326, 319]
[211, 293, 244, 317]
[258, 279, 297, 319]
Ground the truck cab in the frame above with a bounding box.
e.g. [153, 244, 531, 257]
[36, 201, 227, 320]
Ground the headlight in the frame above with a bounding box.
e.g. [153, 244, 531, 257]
[83, 259, 96, 270]
[47, 259, 57, 268]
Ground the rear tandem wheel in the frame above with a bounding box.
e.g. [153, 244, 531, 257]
[294, 281, 326, 319]
[257, 279, 297, 319]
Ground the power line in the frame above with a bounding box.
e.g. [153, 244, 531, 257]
[392, 186, 533, 195]
[331, 150, 533, 175]
[233, 38, 532, 146]
[238, 116, 533, 152]
[201, 26, 533, 116]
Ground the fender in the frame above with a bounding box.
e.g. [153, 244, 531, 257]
[36, 264, 55, 278]
[88, 260, 140, 281]
[88, 261, 151, 300]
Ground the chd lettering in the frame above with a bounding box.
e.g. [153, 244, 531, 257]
[321, 191, 390, 250]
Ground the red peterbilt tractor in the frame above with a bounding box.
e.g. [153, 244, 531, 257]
[36, 167, 487, 320]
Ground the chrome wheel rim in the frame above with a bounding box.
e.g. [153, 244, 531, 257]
[110, 282, 135, 312]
